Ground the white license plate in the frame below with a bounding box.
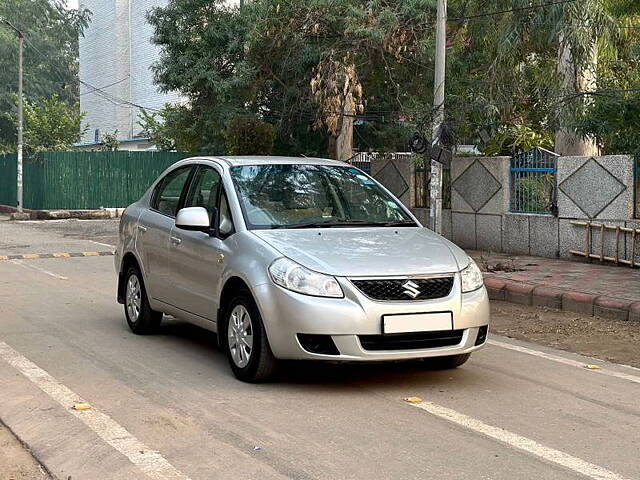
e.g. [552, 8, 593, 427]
[382, 312, 453, 334]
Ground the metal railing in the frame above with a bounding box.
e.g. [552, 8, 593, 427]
[346, 152, 373, 173]
[346, 151, 414, 175]
[509, 147, 558, 215]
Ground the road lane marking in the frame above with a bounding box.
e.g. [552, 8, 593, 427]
[10, 260, 69, 280]
[488, 339, 640, 385]
[0, 342, 191, 480]
[408, 400, 631, 480]
[90, 240, 116, 249]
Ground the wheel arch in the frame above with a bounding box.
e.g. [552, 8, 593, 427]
[217, 276, 254, 343]
[117, 252, 143, 304]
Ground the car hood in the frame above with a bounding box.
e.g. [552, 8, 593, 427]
[252, 227, 465, 277]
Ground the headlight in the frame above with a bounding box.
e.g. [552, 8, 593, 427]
[460, 258, 484, 293]
[269, 258, 344, 298]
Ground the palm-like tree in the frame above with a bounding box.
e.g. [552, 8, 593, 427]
[452, 0, 639, 154]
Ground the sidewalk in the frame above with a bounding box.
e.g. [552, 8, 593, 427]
[470, 250, 640, 322]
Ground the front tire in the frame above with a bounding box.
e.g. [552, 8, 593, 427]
[123, 266, 162, 335]
[221, 291, 278, 382]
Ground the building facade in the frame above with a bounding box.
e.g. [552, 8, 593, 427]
[78, 0, 183, 149]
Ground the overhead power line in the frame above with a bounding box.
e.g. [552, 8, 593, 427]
[454, 0, 579, 21]
[17, 27, 161, 112]
[79, 77, 130, 96]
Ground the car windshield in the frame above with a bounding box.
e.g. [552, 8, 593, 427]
[229, 164, 416, 230]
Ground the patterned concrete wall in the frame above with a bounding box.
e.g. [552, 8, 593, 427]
[557, 156, 637, 261]
[374, 153, 637, 264]
[370, 155, 414, 208]
[557, 156, 634, 220]
[445, 155, 637, 262]
[449, 157, 509, 251]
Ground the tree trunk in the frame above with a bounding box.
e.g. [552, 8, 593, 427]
[330, 92, 354, 161]
[555, 33, 599, 156]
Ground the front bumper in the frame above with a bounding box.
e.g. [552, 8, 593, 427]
[253, 273, 490, 361]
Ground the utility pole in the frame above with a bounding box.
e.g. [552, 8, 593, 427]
[3, 20, 24, 212]
[430, 0, 446, 234]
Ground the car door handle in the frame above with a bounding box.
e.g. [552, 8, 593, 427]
[170, 236, 182, 246]
[137, 225, 147, 233]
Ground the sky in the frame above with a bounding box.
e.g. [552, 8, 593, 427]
[65, 0, 79, 9]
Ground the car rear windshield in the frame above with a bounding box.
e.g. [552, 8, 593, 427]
[229, 164, 416, 230]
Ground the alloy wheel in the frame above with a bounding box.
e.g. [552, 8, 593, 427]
[228, 305, 253, 368]
[126, 274, 141, 323]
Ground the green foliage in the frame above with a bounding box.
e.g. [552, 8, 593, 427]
[443, 0, 639, 150]
[571, 13, 640, 155]
[23, 95, 87, 152]
[224, 116, 276, 155]
[99, 131, 119, 152]
[482, 124, 554, 156]
[0, 0, 90, 151]
[146, 0, 639, 156]
[147, 0, 436, 156]
[138, 105, 203, 153]
[512, 174, 555, 214]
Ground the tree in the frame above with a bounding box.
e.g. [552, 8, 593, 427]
[24, 95, 87, 152]
[224, 115, 276, 155]
[99, 131, 120, 151]
[147, 0, 437, 159]
[138, 105, 203, 153]
[0, 0, 89, 152]
[571, 9, 640, 155]
[445, 0, 639, 154]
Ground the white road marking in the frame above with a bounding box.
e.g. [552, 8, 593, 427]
[90, 240, 116, 249]
[488, 339, 640, 385]
[0, 342, 191, 480]
[9, 260, 68, 280]
[409, 400, 631, 480]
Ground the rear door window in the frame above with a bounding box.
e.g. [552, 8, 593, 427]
[152, 166, 192, 217]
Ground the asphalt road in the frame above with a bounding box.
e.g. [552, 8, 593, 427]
[0, 218, 638, 480]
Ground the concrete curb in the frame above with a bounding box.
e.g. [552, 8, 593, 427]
[484, 275, 638, 322]
[0, 204, 124, 220]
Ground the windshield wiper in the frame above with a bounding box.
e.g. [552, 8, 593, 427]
[273, 219, 417, 229]
[379, 220, 417, 227]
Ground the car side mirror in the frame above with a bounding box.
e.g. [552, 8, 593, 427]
[175, 207, 216, 235]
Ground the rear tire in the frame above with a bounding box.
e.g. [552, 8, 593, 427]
[221, 291, 279, 383]
[123, 266, 162, 335]
[428, 353, 471, 369]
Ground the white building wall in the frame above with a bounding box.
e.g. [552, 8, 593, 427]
[79, 0, 183, 146]
[129, 0, 182, 138]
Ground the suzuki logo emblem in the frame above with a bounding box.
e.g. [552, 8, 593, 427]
[402, 280, 421, 299]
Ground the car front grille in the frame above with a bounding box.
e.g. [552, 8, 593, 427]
[351, 277, 454, 301]
[358, 330, 464, 351]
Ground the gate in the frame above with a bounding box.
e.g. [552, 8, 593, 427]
[510, 147, 558, 215]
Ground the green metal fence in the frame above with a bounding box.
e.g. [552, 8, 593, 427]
[0, 151, 189, 210]
[0, 153, 17, 207]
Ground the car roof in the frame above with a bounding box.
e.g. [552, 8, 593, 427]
[199, 156, 349, 167]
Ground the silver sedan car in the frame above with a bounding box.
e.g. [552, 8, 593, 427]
[115, 156, 489, 382]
